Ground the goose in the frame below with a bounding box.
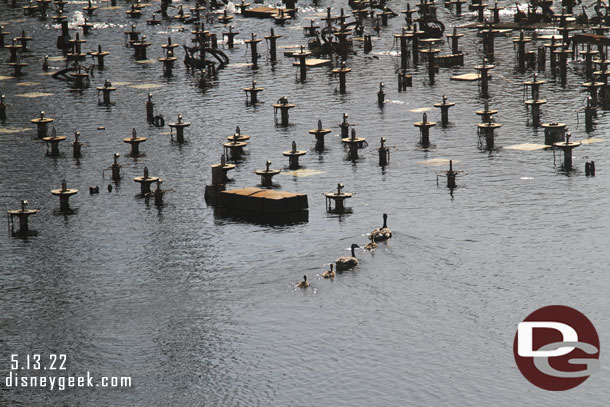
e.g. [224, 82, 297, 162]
[371, 213, 392, 242]
[322, 264, 335, 279]
[363, 234, 378, 251]
[297, 275, 309, 288]
[336, 244, 359, 271]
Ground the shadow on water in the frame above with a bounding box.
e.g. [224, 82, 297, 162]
[213, 207, 309, 226]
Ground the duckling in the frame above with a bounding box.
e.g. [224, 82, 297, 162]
[297, 275, 309, 288]
[363, 234, 378, 251]
[371, 213, 392, 242]
[322, 264, 335, 279]
[336, 244, 360, 271]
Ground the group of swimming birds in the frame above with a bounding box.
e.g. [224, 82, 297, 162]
[297, 214, 392, 288]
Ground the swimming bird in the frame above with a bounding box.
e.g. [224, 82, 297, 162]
[363, 234, 378, 251]
[297, 275, 309, 288]
[322, 264, 335, 279]
[336, 244, 359, 271]
[371, 213, 392, 242]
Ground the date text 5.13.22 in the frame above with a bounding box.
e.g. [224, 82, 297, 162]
[10, 354, 67, 371]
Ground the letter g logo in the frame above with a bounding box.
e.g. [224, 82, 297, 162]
[513, 305, 600, 391]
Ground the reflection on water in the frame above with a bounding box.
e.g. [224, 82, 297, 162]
[1, 1, 610, 406]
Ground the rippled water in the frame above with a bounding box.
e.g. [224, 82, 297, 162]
[1, 1, 609, 406]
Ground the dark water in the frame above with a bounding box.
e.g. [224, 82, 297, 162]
[1, 1, 609, 405]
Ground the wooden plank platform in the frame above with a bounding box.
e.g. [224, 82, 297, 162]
[292, 58, 332, 67]
[476, 28, 512, 37]
[450, 73, 483, 81]
[435, 53, 464, 67]
[242, 6, 277, 18]
[219, 187, 308, 214]
[283, 49, 303, 57]
[242, 6, 295, 18]
[572, 33, 610, 47]
[504, 143, 548, 151]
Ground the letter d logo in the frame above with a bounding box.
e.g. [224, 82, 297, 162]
[517, 322, 577, 357]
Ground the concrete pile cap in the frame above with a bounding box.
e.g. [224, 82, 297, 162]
[255, 168, 281, 175]
[341, 137, 365, 143]
[31, 113, 54, 124]
[134, 175, 160, 182]
[225, 27, 241, 35]
[244, 34, 262, 43]
[283, 149, 306, 156]
[51, 188, 78, 196]
[524, 99, 547, 105]
[394, 28, 411, 38]
[91, 49, 110, 56]
[474, 62, 495, 70]
[592, 58, 610, 65]
[211, 163, 236, 170]
[434, 97, 455, 108]
[523, 78, 546, 86]
[223, 139, 247, 147]
[582, 81, 605, 87]
[169, 116, 191, 127]
[553, 141, 581, 148]
[96, 84, 117, 91]
[264, 31, 281, 39]
[133, 39, 152, 46]
[309, 127, 331, 135]
[580, 48, 599, 56]
[43, 133, 66, 142]
[332, 66, 352, 73]
[243, 84, 264, 91]
[477, 122, 502, 128]
[227, 131, 250, 141]
[7, 208, 39, 215]
[123, 135, 146, 143]
[5, 42, 23, 49]
[162, 38, 180, 48]
[272, 102, 296, 108]
[7, 201, 39, 216]
[414, 120, 437, 127]
[541, 122, 566, 129]
[16, 33, 32, 41]
[512, 34, 532, 43]
[446, 29, 465, 37]
[325, 191, 353, 198]
[476, 107, 498, 115]
[69, 36, 87, 45]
